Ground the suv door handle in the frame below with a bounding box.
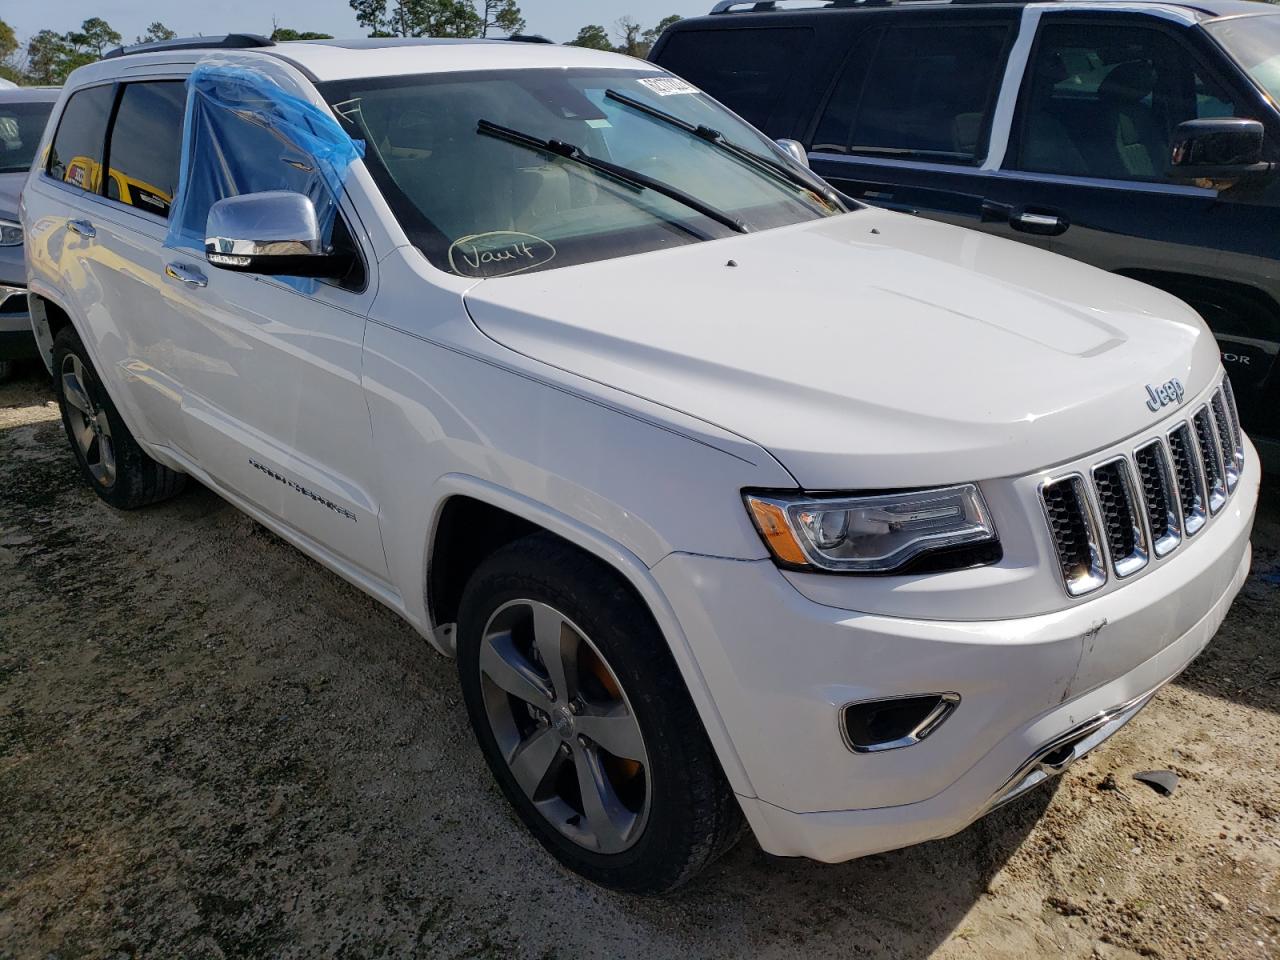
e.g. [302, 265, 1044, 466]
[1012, 211, 1069, 236]
[164, 262, 208, 288]
[67, 219, 96, 239]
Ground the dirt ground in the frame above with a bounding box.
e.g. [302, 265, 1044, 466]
[0, 363, 1277, 960]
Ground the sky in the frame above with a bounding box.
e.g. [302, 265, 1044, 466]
[4, 0, 715, 48]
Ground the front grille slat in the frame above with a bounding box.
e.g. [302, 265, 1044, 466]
[1041, 475, 1107, 597]
[1168, 422, 1208, 537]
[1092, 458, 1148, 577]
[1193, 406, 1227, 513]
[1041, 377, 1240, 598]
[1133, 439, 1180, 557]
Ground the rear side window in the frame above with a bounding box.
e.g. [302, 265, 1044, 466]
[813, 23, 1013, 164]
[104, 81, 187, 219]
[47, 84, 116, 192]
[655, 27, 814, 129]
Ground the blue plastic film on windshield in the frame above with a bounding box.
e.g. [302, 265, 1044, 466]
[165, 60, 365, 289]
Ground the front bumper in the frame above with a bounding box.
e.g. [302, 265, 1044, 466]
[651, 446, 1258, 862]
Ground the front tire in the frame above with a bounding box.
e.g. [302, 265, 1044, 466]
[457, 534, 743, 894]
[52, 325, 186, 509]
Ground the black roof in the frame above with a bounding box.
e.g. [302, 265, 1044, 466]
[695, 0, 1272, 21]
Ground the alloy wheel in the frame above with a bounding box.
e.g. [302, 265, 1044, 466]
[61, 353, 115, 487]
[478, 599, 651, 854]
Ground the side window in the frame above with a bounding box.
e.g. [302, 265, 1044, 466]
[1011, 22, 1241, 182]
[104, 81, 187, 219]
[813, 23, 1013, 164]
[47, 84, 116, 192]
[654, 27, 815, 129]
[811, 29, 881, 154]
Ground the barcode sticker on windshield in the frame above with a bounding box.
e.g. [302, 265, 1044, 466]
[638, 76, 699, 97]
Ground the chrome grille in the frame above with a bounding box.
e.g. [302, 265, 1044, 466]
[1091, 458, 1148, 577]
[1193, 406, 1227, 513]
[1133, 440, 1180, 557]
[1040, 378, 1243, 597]
[1040, 476, 1107, 596]
[1168, 423, 1207, 536]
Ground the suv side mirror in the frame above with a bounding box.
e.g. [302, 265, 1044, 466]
[1170, 118, 1273, 180]
[775, 138, 810, 170]
[205, 191, 355, 279]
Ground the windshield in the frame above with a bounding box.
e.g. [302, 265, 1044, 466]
[0, 100, 54, 175]
[319, 69, 843, 278]
[1206, 16, 1280, 104]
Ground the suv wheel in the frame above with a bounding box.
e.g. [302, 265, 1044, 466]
[53, 326, 186, 509]
[457, 534, 743, 894]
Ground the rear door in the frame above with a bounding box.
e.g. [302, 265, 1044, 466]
[802, 10, 1040, 243]
[993, 13, 1280, 443]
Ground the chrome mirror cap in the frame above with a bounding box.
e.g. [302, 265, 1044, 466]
[205, 190, 322, 264]
[775, 138, 810, 169]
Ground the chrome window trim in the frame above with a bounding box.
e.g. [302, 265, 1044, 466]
[1091, 455, 1150, 578]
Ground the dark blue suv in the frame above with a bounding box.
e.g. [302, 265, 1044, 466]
[651, 0, 1280, 466]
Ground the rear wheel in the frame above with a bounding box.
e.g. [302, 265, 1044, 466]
[53, 326, 186, 509]
[457, 534, 743, 894]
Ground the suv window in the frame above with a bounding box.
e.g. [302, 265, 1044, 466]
[655, 27, 814, 129]
[47, 84, 116, 192]
[104, 81, 186, 219]
[1012, 22, 1242, 181]
[0, 99, 55, 175]
[813, 23, 1013, 164]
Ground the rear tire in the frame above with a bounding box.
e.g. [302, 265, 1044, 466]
[457, 533, 743, 894]
[52, 325, 186, 510]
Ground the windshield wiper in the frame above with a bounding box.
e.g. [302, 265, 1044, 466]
[476, 119, 749, 235]
[604, 89, 846, 212]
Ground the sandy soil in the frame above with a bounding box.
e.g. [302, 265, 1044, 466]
[1, 363, 1278, 960]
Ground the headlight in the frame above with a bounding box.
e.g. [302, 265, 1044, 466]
[744, 484, 998, 574]
[0, 219, 22, 246]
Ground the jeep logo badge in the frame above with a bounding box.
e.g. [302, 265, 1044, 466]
[1145, 378, 1185, 412]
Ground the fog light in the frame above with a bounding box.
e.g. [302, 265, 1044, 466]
[841, 693, 960, 753]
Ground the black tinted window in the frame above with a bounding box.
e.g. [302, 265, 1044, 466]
[0, 100, 55, 175]
[815, 24, 1012, 163]
[105, 81, 186, 218]
[48, 84, 115, 191]
[1013, 23, 1242, 181]
[655, 27, 814, 129]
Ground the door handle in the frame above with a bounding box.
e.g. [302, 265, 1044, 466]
[67, 219, 96, 239]
[164, 262, 208, 288]
[1011, 210, 1070, 237]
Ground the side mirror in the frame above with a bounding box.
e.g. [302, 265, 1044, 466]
[1170, 118, 1272, 180]
[775, 138, 810, 170]
[205, 191, 353, 279]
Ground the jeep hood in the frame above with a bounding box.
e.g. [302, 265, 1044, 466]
[462, 208, 1221, 489]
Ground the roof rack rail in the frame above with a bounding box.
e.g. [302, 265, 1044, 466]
[103, 33, 275, 60]
[709, 0, 1009, 11]
[710, 0, 868, 12]
[508, 33, 555, 43]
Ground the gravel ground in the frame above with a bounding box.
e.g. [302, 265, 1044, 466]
[1, 363, 1278, 960]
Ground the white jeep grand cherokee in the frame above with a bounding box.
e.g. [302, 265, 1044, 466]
[23, 35, 1258, 894]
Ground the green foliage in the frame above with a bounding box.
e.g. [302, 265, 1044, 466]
[350, 0, 484, 38]
[271, 27, 336, 41]
[0, 19, 17, 61]
[481, 0, 525, 37]
[138, 22, 177, 44]
[568, 24, 612, 51]
[24, 17, 123, 84]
